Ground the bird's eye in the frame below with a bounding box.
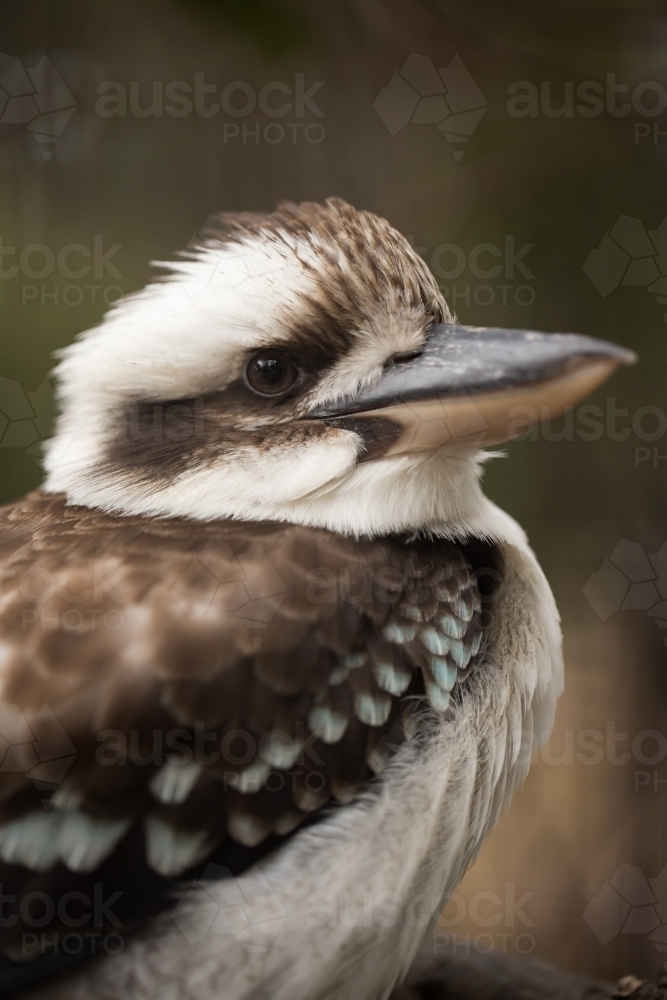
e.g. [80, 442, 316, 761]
[245, 350, 299, 397]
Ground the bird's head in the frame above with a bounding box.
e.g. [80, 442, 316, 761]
[44, 198, 634, 536]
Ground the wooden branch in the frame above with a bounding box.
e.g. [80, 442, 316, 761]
[390, 951, 667, 1000]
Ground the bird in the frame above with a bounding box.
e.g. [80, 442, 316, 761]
[0, 198, 634, 1000]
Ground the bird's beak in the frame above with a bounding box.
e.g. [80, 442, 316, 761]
[309, 324, 636, 459]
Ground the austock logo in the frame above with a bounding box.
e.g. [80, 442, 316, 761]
[408, 234, 535, 311]
[0, 701, 76, 794]
[584, 863, 667, 964]
[0, 234, 125, 307]
[0, 376, 53, 460]
[584, 215, 667, 321]
[584, 539, 667, 644]
[373, 53, 488, 159]
[172, 863, 287, 971]
[94, 73, 325, 145]
[172, 540, 287, 642]
[0, 52, 76, 160]
[435, 882, 537, 957]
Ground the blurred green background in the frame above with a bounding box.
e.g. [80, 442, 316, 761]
[2, 0, 667, 983]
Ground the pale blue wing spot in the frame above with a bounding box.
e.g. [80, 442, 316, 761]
[371, 659, 412, 696]
[423, 677, 451, 712]
[451, 596, 475, 623]
[308, 706, 349, 744]
[341, 652, 368, 669]
[419, 625, 451, 656]
[328, 664, 349, 685]
[354, 692, 391, 727]
[468, 630, 482, 657]
[437, 613, 466, 640]
[429, 657, 458, 691]
[381, 621, 418, 643]
[400, 603, 432, 623]
[448, 638, 468, 669]
[261, 733, 303, 770]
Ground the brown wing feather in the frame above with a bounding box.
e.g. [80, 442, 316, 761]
[0, 490, 484, 962]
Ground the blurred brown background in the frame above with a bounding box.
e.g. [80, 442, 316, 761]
[1, 0, 666, 983]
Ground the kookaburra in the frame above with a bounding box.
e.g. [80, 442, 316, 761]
[0, 200, 632, 999]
